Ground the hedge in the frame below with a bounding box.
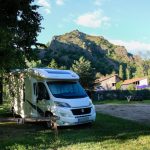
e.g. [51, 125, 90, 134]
[90, 90, 150, 101]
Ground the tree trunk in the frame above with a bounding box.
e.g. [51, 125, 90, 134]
[0, 77, 3, 104]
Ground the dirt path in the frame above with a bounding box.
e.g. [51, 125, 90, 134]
[95, 104, 150, 125]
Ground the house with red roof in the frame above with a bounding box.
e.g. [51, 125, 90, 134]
[121, 77, 149, 90]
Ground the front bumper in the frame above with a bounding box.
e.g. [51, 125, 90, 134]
[56, 112, 96, 126]
[52, 105, 96, 126]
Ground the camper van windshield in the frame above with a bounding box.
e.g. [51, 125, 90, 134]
[47, 82, 87, 99]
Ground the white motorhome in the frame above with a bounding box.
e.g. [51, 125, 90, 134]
[7, 68, 96, 126]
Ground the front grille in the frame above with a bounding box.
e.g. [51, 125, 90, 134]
[71, 107, 91, 115]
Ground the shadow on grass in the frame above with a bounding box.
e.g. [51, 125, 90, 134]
[0, 113, 150, 149]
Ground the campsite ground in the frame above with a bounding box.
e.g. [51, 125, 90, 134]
[1, 113, 150, 150]
[1, 102, 150, 149]
[95, 104, 150, 125]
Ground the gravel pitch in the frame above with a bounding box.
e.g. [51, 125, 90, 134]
[95, 104, 150, 125]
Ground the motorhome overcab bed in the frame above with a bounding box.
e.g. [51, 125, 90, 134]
[7, 68, 96, 126]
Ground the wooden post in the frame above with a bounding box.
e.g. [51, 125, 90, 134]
[51, 115, 58, 138]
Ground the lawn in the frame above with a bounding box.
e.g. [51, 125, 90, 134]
[1, 111, 150, 150]
[93, 99, 150, 105]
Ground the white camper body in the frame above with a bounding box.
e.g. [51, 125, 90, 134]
[8, 68, 96, 126]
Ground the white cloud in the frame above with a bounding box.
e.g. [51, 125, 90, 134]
[110, 40, 150, 51]
[38, 0, 50, 7]
[110, 39, 150, 58]
[56, 0, 64, 5]
[75, 10, 110, 28]
[37, 0, 51, 14]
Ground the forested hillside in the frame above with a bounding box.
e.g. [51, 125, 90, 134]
[40, 30, 150, 80]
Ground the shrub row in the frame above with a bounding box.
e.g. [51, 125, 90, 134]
[89, 90, 150, 101]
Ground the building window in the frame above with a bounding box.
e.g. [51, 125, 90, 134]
[135, 81, 139, 85]
[112, 83, 116, 86]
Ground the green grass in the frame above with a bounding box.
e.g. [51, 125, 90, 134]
[93, 99, 150, 105]
[1, 113, 150, 150]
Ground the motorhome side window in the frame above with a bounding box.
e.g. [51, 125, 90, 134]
[37, 82, 49, 100]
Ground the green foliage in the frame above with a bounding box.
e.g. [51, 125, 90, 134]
[47, 59, 67, 70]
[126, 67, 131, 79]
[119, 65, 123, 79]
[0, 0, 42, 72]
[116, 81, 123, 90]
[26, 60, 44, 68]
[93, 90, 150, 101]
[59, 66, 67, 70]
[148, 70, 150, 83]
[71, 57, 95, 89]
[134, 65, 144, 78]
[0, 29, 26, 71]
[48, 59, 59, 69]
[142, 60, 150, 83]
[127, 84, 136, 90]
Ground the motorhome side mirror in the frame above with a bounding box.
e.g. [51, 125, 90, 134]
[36, 98, 47, 103]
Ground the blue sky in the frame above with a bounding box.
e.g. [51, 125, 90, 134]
[36, 0, 150, 58]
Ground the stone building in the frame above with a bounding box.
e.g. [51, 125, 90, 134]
[95, 74, 122, 90]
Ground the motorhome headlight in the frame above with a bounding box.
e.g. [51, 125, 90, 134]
[55, 101, 71, 108]
[59, 112, 72, 117]
[89, 101, 93, 106]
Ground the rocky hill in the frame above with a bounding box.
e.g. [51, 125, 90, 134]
[43, 30, 143, 76]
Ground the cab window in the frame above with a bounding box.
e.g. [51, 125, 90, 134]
[37, 82, 49, 100]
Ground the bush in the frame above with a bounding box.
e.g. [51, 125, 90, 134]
[92, 90, 150, 101]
